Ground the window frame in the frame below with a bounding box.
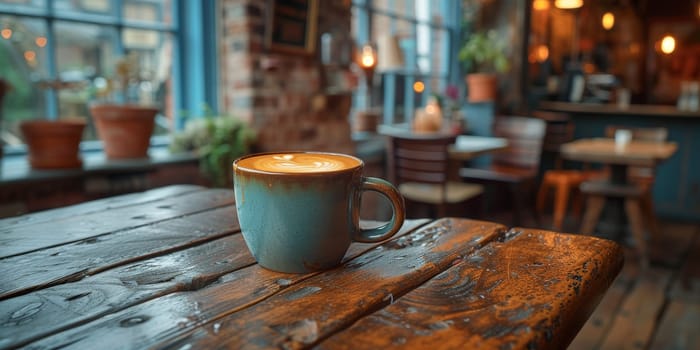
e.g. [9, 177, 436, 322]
[351, 0, 462, 126]
[0, 0, 217, 154]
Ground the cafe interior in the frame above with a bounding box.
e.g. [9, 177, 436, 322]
[0, 0, 699, 348]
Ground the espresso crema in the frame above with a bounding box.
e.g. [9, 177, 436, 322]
[236, 153, 360, 173]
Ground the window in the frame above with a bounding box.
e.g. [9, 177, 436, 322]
[351, 0, 461, 126]
[0, 0, 214, 150]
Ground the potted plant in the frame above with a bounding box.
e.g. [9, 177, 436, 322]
[89, 54, 159, 159]
[458, 30, 510, 103]
[170, 109, 257, 187]
[20, 118, 86, 169]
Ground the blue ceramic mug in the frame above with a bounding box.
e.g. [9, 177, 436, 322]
[233, 152, 405, 273]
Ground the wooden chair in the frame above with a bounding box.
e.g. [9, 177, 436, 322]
[534, 111, 605, 230]
[580, 126, 668, 268]
[459, 116, 546, 226]
[386, 134, 484, 219]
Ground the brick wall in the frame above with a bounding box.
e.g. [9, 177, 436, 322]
[219, 0, 355, 154]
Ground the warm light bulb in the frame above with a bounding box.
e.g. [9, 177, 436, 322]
[536, 45, 549, 62]
[360, 45, 376, 68]
[602, 12, 615, 30]
[533, 0, 549, 11]
[35, 36, 47, 47]
[1, 28, 11, 39]
[661, 35, 676, 54]
[361, 54, 375, 67]
[24, 50, 36, 61]
[413, 81, 424, 93]
[555, 0, 583, 9]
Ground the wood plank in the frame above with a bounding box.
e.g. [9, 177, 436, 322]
[0, 188, 234, 259]
[0, 219, 429, 349]
[649, 301, 700, 350]
[569, 250, 640, 350]
[0, 185, 205, 228]
[318, 228, 624, 350]
[0, 205, 239, 300]
[669, 227, 700, 303]
[598, 267, 673, 350]
[22, 219, 503, 350]
[649, 222, 698, 268]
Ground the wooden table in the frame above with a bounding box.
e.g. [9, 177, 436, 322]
[0, 185, 623, 349]
[377, 124, 509, 161]
[560, 138, 677, 266]
[560, 138, 677, 170]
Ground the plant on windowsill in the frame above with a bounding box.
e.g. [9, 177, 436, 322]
[89, 53, 159, 160]
[169, 107, 257, 187]
[18, 80, 88, 169]
[458, 29, 510, 103]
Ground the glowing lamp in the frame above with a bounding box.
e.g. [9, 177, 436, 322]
[533, 0, 549, 11]
[413, 81, 425, 93]
[554, 0, 583, 9]
[660, 35, 676, 54]
[602, 12, 615, 30]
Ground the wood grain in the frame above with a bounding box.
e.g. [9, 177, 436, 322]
[318, 228, 623, 349]
[649, 301, 700, 350]
[669, 226, 700, 303]
[17, 219, 431, 350]
[0, 185, 204, 229]
[0, 188, 234, 259]
[0, 205, 240, 300]
[22, 219, 502, 350]
[599, 268, 672, 350]
[0, 233, 253, 349]
[569, 253, 640, 350]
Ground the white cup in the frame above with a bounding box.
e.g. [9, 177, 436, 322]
[615, 129, 632, 151]
[617, 88, 630, 109]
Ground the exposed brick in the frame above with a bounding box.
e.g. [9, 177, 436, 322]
[219, 0, 353, 153]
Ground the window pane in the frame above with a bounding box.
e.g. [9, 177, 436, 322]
[0, 15, 47, 145]
[0, 0, 47, 14]
[123, 30, 174, 134]
[371, 13, 391, 41]
[54, 21, 117, 140]
[53, 0, 113, 16]
[124, 0, 172, 25]
[372, 0, 414, 18]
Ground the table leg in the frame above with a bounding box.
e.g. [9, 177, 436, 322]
[598, 164, 629, 240]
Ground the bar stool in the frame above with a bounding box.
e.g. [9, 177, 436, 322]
[534, 111, 605, 230]
[579, 126, 668, 269]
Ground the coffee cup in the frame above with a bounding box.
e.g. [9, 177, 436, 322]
[615, 129, 632, 151]
[233, 151, 405, 273]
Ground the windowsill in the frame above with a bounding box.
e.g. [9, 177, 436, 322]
[0, 146, 199, 185]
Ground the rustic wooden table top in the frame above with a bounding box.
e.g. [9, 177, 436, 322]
[0, 185, 623, 349]
[560, 138, 678, 167]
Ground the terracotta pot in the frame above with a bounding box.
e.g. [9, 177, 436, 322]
[20, 119, 86, 169]
[465, 73, 498, 103]
[90, 104, 158, 159]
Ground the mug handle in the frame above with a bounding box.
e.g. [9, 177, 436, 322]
[352, 177, 405, 243]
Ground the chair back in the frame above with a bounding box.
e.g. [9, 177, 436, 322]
[533, 111, 575, 169]
[387, 134, 457, 187]
[492, 116, 547, 170]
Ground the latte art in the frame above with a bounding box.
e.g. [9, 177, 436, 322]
[236, 153, 360, 173]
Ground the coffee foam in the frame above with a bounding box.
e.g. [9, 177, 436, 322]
[236, 153, 360, 173]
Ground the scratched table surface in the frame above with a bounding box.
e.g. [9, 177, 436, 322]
[0, 185, 623, 349]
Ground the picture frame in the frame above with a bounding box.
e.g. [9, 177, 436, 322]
[265, 0, 318, 55]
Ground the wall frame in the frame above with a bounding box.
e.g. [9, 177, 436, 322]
[265, 0, 318, 55]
